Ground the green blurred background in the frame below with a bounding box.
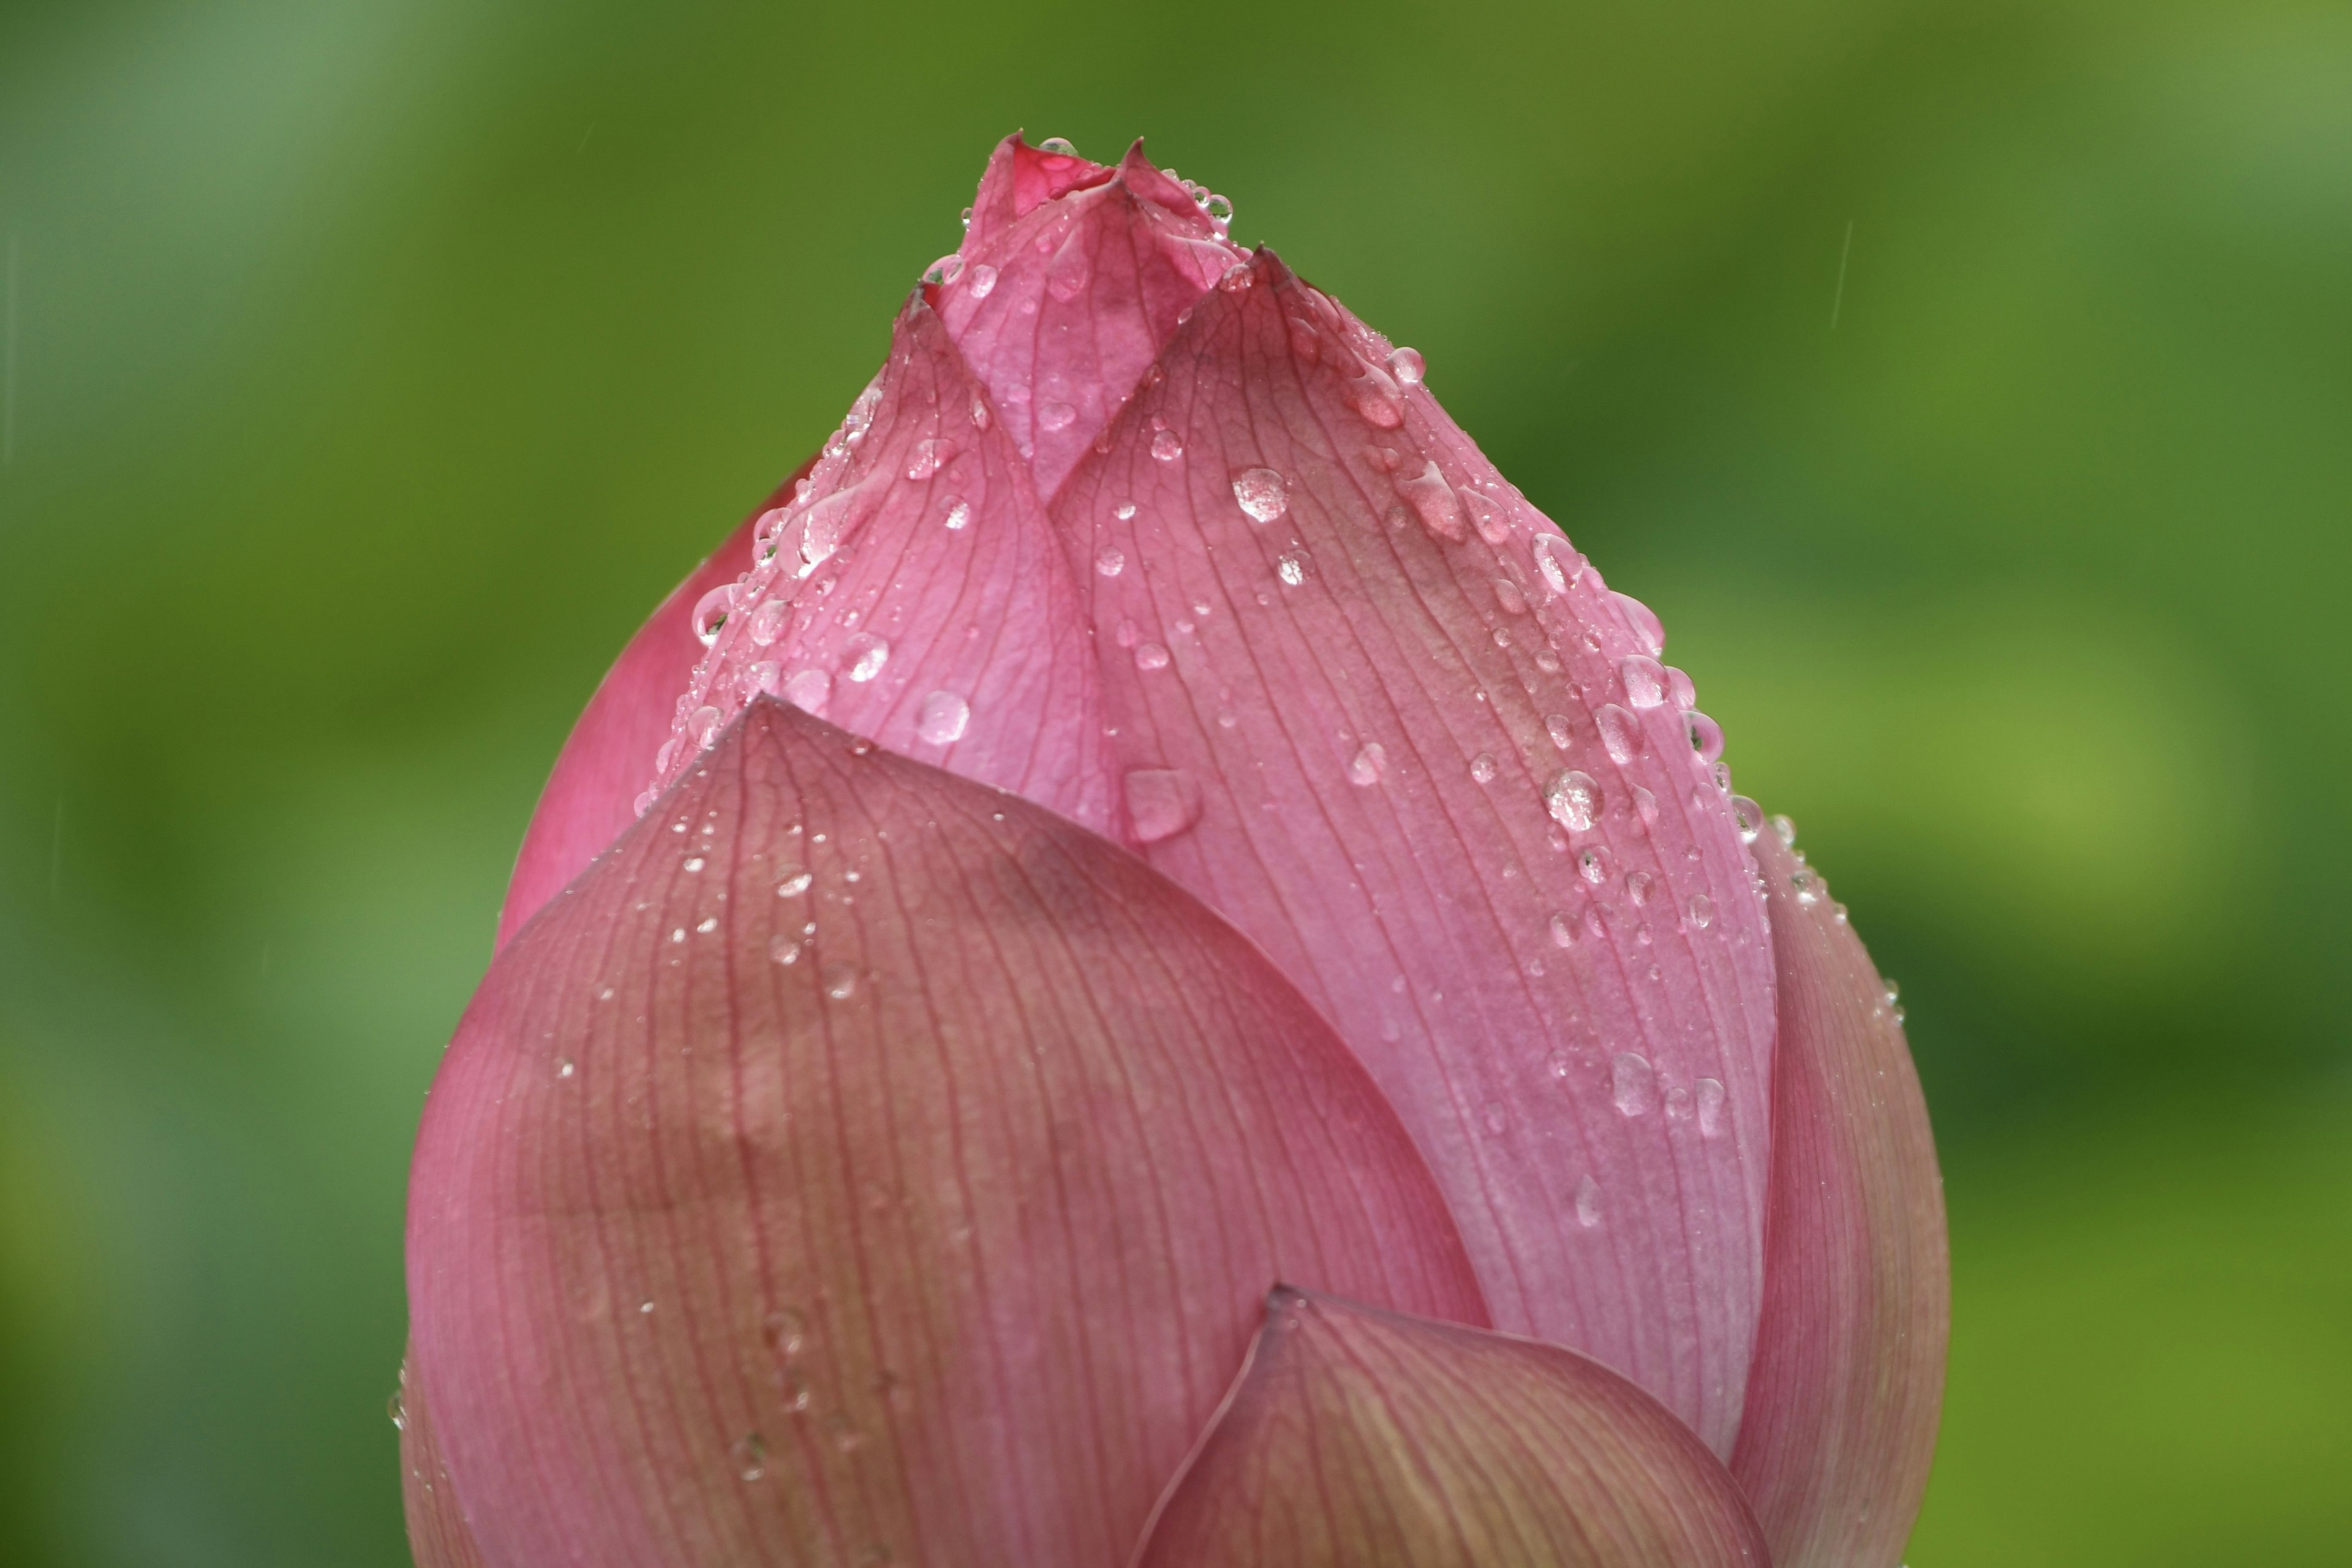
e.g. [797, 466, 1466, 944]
[1, 0, 2345, 1561]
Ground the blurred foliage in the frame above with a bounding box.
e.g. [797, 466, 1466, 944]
[0, 0, 2344, 1561]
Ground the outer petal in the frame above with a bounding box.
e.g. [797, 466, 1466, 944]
[1133, 1289, 1768, 1567]
[408, 700, 1486, 1568]
[497, 465, 809, 949]
[935, 138, 1239, 498]
[1729, 826, 1948, 1567]
[641, 297, 1120, 835]
[1054, 248, 1777, 1453]
[397, 1348, 490, 1568]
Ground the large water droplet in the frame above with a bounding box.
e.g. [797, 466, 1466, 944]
[1621, 655, 1666, 709]
[1349, 371, 1405, 428]
[1545, 769, 1602, 832]
[842, 635, 891, 684]
[781, 668, 831, 716]
[745, 597, 790, 647]
[1696, 1077, 1727, 1138]
[1349, 743, 1389, 786]
[906, 438, 956, 480]
[1150, 428, 1185, 462]
[1232, 467, 1288, 522]
[690, 706, 725, 748]
[1535, 535, 1585, 595]
[1686, 892, 1714, 929]
[1730, 796, 1764, 843]
[1667, 665, 1697, 710]
[693, 586, 737, 647]
[1625, 870, 1654, 906]
[1596, 704, 1645, 764]
[1387, 345, 1425, 385]
[1125, 768, 1204, 843]
[1684, 710, 1725, 763]
[1396, 461, 1466, 542]
[1037, 135, 1079, 155]
[916, 690, 970, 744]
[1611, 1052, 1656, 1117]
[1575, 1174, 1604, 1228]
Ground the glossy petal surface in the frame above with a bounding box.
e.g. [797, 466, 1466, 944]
[1730, 827, 1949, 1567]
[409, 701, 1484, 1568]
[1054, 248, 1776, 1451]
[1134, 1288, 1768, 1567]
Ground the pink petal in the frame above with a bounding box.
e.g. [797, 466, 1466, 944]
[408, 701, 1485, 1567]
[639, 297, 1121, 837]
[1729, 825, 1949, 1566]
[1054, 247, 1777, 1454]
[935, 138, 1240, 498]
[497, 464, 810, 949]
[958, 132, 1118, 254]
[1134, 1288, 1769, 1567]
[398, 1348, 491, 1568]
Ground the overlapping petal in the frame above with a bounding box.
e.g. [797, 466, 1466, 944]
[408, 700, 1485, 1567]
[1730, 825, 1948, 1566]
[395, 1348, 490, 1568]
[1134, 1289, 1768, 1567]
[1050, 246, 1777, 1453]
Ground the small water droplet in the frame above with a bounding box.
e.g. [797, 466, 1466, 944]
[1469, 752, 1499, 783]
[823, 965, 859, 1001]
[1596, 704, 1645, 764]
[1349, 372, 1405, 428]
[1387, 345, 1425, 385]
[1535, 535, 1585, 595]
[1396, 461, 1465, 541]
[693, 586, 737, 647]
[1348, 742, 1389, 786]
[777, 870, 812, 899]
[1037, 135, 1078, 155]
[1114, 500, 1137, 521]
[781, 668, 831, 716]
[905, 438, 956, 480]
[843, 635, 891, 684]
[942, 498, 973, 530]
[1684, 710, 1725, 763]
[1036, 399, 1076, 432]
[690, 706, 725, 748]
[1276, 552, 1307, 586]
[1095, 546, 1125, 578]
[1687, 892, 1714, 929]
[1548, 911, 1577, 948]
[696, 916, 718, 934]
[1772, 813, 1797, 848]
[1696, 1077, 1727, 1137]
[1134, 642, 1171, 671]
[1545, 714, 1575, 751]
[1217, 262, 1253, 293]
[387, 1389, 407, 1431]
[684, 856, 706, 873]
[1124, 768, 1204, 843]
[1575, 1174, 1604, 1228]
[1232, 467, 1288, 522]
[557, 1058, 576, 1079]
[731, 1433, 769, 1482]
[1612, 1052, 1656, 1117]
[966, 262, 998, 299]
[1731, 796, 1765, 843]
[1545, 770, 1602, 832]
[1621, 655, 1667, 709]
[769, 935, 802, 965]
[1631, 784, 1659, 828]
[921, 253, 964, 287]
[743, 598, 790, 647]
[1494, 576, 1529, 616]
[1666, 666, 1697, 710]
[1791, 866, 1822, 905]
[1150, 428, 1185, 462]
[1626, 870, 1654, 906]
[916, 690, 970, 744]
[1578, 845, 1611, 885]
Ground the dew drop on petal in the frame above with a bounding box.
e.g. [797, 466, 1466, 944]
[1469, 752, 1499, 783]
[943, 499, 973, 531]
[1667, 665, 1697, 710]
[1114, 501, 1137, 521]
[1387, 345, 1425, 385]
[780, 668, 831, 717]
[1460, 486, 1509, 546]
[1125, 767, 1204, 843]
[1095, 546, 1125, 578]
[1773, 813, 1798, 848]
[915, 690, 970, 744]
[745, 660, 784, 699]
[843, 635, 891, 684]
[1696, 1077, 1727, 1138]
[1684, 709, 1725, 763]
[1134, 642, 1171, 671]
[905, 438, 955, 480]
[731, 1433, 769, 1483]
[1548, 911, 1577, 948]
[777, 872, 813, 898]
[1545, 769, 1602, 832]
[1036, 399, 1076, 432]
[966, 262, 997, 299]
[690, 706, 725, 748]
[1596, 703, 1645, 764]
[1494, 576, 1529, 616]
[1276, 552, 1307, 587]
[1731, 796, 1765, 843]
[1614, 591, 1665, 654]
[1626, 870, 1654, 907]
[1612, 1052, 1657, 1117]
[1545, 714, 1575, 751]
[1575, 1174, 1604, 1228]
[823, 965, 859, 1001]
[1349, 743, 1388, 786]
[1632, 783, 1659, 827]
[769, 936, 802, 966]
[693, 586, 736, 647]
[1578, 845, 1611, 885]
[1535, 535, 1585, 595]
[1621, 655, 1667, 709]
[1232, 467, 1289, 522]
[1396, 461, 1466, 542]
[1150, 428, 1185, 462]
[1687, 892, 1714, 929]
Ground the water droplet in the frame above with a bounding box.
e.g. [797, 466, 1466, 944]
[968, 391, 991, 429]
[1535, 535, 1585, 595]
[1684, 710, 1725, 763]
[777, 871, 813, 899]
[1348, 743, 1389, 786]
[1037, 135, 1078, 155]
[1388, 345, 1425, 385]
[1150, 428, 1185, 462]
[921, 254, 963, 287]
[557, 1058, 576, 1079]
[1095, 546, 1125, 578]
[1731, 796, 1765, 843]
[916, 690, 970, 744]
[693, 586, 736, 647]
[906, 438, 955, 480]
[1125, 768, 1203, 843]
[1664, 1083, 1694, 1121]
[731, 1433, 769, 1482]
[1134, 642, 1171, 671]
[823, 965, 858, 1001]
[1545, 714, 1575, 751]
[1575, 1174, 1604, 1228]
[966, 262, 998, 299]
[1396, 461, 1466, 541]
[1545, 770, 1602, 832]
[1612, 1052, 1656, 1117]
[1578, 845, 1610, 885]
[1493, 576, 1529, 616]
[1469, 752, 1499, 783]
[1709, 760, 1733, 794]
[1791, 866, 1822, 906]
[1772, 813, 1797, 848]
[1630, 784, 1659, 829]
[1621, 655, 1667, 709]
[1232, 467, 1288, 522]
[684, 856, 708, 873]
[1349, 372, 1405, 428]
[690, 706, 725, 748]
[780, 668, 831, 717]
[1036, 399, 1076, 432]
[1686, 892, 1714, 929]
[1696, 1077, 1727, 1137]
[1276, 552, 1307, 586]
[943, 498, 973, 530]
[1626, 870, 1654, 906]
[843, 635, 891, 684]
[1114, 500, 1137, 520]
[388, 1389, 407, 1431]
[1666, 666, 1697, 710]
[1548, 911, 1578, 948]
[1613, 592, 1665, 654]
[769, 935, 802, 965]
[1596, 704, 1645, 764]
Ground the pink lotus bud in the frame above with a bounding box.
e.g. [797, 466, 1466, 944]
[412, 135, 1945, 1565]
